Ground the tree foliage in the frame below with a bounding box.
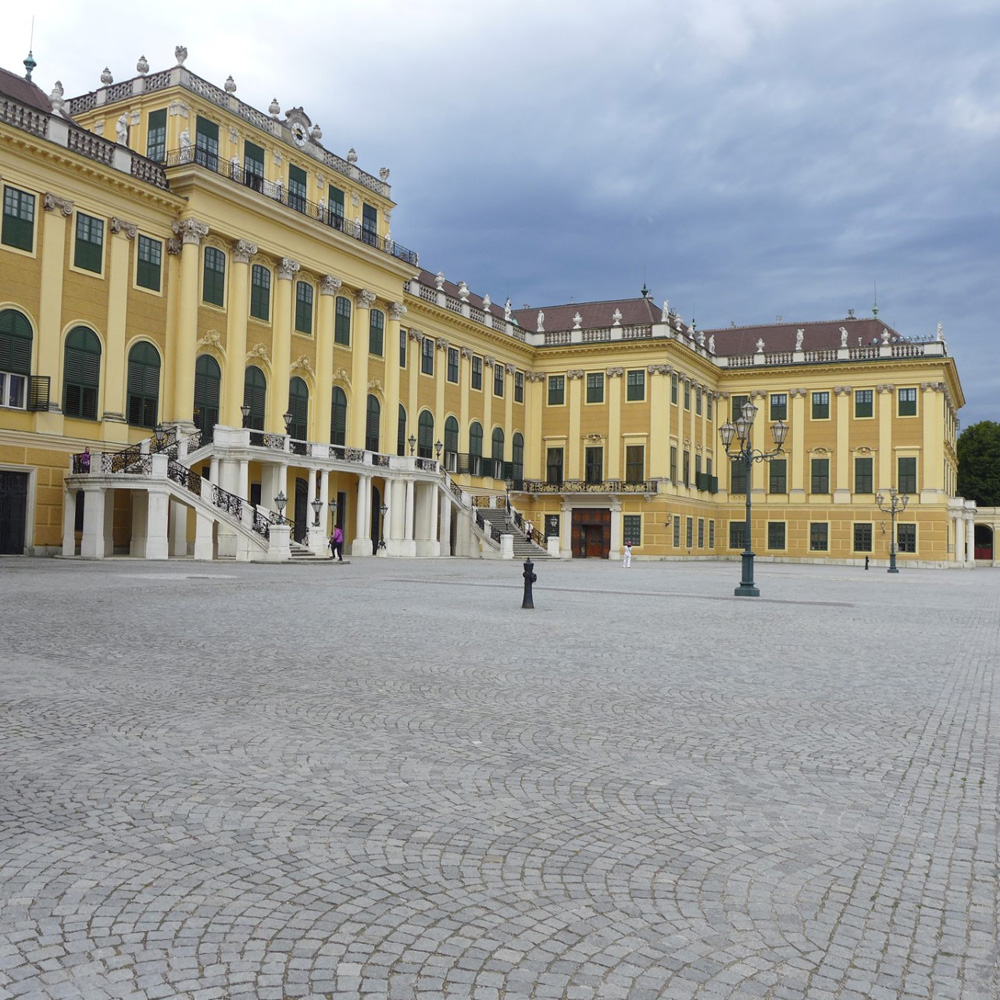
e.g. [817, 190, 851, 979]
[957, 421, 1000, 506]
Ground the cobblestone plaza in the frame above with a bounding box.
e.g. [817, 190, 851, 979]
[1, 557, 998, 999]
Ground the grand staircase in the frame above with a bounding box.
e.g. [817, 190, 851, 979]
[476, 508, 550, 559]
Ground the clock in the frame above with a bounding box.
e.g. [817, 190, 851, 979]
[290, 121, 308, 147]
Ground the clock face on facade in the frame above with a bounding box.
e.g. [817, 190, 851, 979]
[290, 121, 308, 147]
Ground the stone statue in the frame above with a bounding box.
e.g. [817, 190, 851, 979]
[537, 310, 545, 332]
[115, 113, 129, 145]
[795, 328, 804, 350]
[178, 129, 192, 162]
[504, 298, 512, 322]
[756, 338, 765, 353]
[840, 327, 849, 347]
[708, 334, 715, 354]
[936, 322, 944, 341]
[661, 300, 669, 322]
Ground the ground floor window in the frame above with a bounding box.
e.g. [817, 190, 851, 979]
[853, 523, 873, 552]
[729, 520, 745, 549]
[673, 516, 681, 548]
[623, 514, 641, 547]
[767, 521, 786, 550]
[897, 523, 917, 553]
[810, 523, 829, 551]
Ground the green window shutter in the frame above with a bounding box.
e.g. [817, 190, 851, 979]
[369, 309, 384, 356]
[74, 213, 104, 273]
[136, 235, 162, 291]
[203, 247, 226, 306]
[243, 366, 267, 429]
[0, 309, 33, 374]
[64, 327, 101, 419]
[329, 186, 345, 218]
[146, 108, 167, 161]
[295, 281, 313, 333]
[2, 186, 35, 252]
[195, 116, 219, 169]
[250, 264, 270, 320]
[335, 296, 351, 345]
[288, 164, 307, 212]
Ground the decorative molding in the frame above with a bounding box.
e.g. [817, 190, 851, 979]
[277, 257, 301, 280]
[247, 343, 270, 363]
[389, 301, 407, 321]
[854, 446, 874, 454]
[320, 274, 342, 295]
[921, 381, 946, 392]
[810, 446, 832, 455]
[43, 193, 73, 216]
[460, 346, 474, 359]
[606, 367, 624, 378]
[483, 355, 496, 368]
[408, 329, 423, 342]
[166, 238, 182, 256]
[505, 363, 517, 375]
[291, 355, 315, 377]
[647, 364, 672, 375]
[750, 389, 767, 399]
[526, 372, 546, 382]
[436, 337, 450, 351]
[367, 377, 383, 390]
[789, 388, 808, 398]
[171, 218, 209, 245]
[232, 239, 258, 264]
[167, 100, 189, 119]
[332, 367, 350, 383]
[356, 289, 377, 309]
[876, 384, 895, 394]
[584, 432, 604, 442]
[197, 329, 222, 350]
[566, 370, 584, 380]
[833, 386, 852, 396]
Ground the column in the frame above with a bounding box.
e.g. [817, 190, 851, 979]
[459, 347, 472, 447]
[954, 512, 965, 565]
[647, 367, 668, 478]
[566, 370, 584, 479]
[315, 276, 342, 442]
[352, 475, 373, 556]
[223, 240, 257, 427]
[38, 195, 72, 418]
[169, 500, 188, 556]
[80, 488, 106, 559]
[876, 384, 894, 490]
[348, 290, 376, 448]
[193, 511, 214, 561]
[169, 219, 209, 425]
[524, 372, 545, 481]
[61, 488, 77, 556]
[439, 491, 452, 556]
[145, 488, 170, 560]
[269, 257, 299, 432]
[482, 357, 495, 474]
[965, 509, 975, 565]
[101, 218, 137, 428]
[834, 386, 851, 503]
[606, 368, 623, 479]
[384, 301, 406, 451]
[789, 388, 807, 499]
[404, 479, 415, 549]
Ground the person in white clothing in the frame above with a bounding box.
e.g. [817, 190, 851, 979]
[623, 540, 632, 568]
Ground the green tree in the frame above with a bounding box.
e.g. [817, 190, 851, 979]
[957, 420, 1000, 506]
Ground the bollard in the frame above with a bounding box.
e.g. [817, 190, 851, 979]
[522, 559, 536, 609]
[865, 555, 869, 571]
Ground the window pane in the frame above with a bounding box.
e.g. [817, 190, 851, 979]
[854, 389, 873, 418]
[768, 458, 787, 494]
[898, 388, 917, 416]
[2, 186, 35, 252]
[335, 296, 351, 345]
[623, 514, 641, 547]
[250, 265, 270, 320]
[626, 370, 645, 401]
[769, 394, 787, 421]
[146, 109, 167, 161]
[369, 309, 384, 356]
[548, 375, 564, 405]
[136, 235, 162, 291]
[767, 522, 786, 550]
[586, 373, 604, 403]
[295, 281, 313, 334]
[203, 247, 225, 305]
[809, 523, 828, 550]
[811, 391, 830, 419]
[855, 457, 873, 494]
[853, 523, 872, 552]
[75, 213, 104, 273]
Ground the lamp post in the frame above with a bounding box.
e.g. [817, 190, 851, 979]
[876, 486, 909, 573]
[504, 476, 513, 525]
[435, 439, 443, 463]
[274, 490, 287, 520]
[240, 402, 251, 428]
[378, 502, 388, 552]
[310, 497, 322, 527]
[283, 410, 293, 433]
[718, 399, 788, 597]
[408, 434, 416, 456]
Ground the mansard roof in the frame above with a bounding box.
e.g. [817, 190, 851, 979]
[701, 317, 912, 357]
[0, 65, 52, 112]
[512, 296, 660, 333]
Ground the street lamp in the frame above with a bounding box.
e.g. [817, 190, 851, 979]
[310, 497, 322, 527]
[876, 486, 909, 573]
[283, 410, 294, 433]
[435, 439, 443, 462]
[718, 399, 788, 597]
[240, 402, 251, 427]
[504, 476, 513, 524]
[408, 434, 416, 456]
[378, 502, 388, 552]
[274, 490, 287, 519]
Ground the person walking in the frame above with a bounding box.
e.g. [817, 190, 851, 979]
[623, 540, 632, 568]
[330, 524, 344, 562]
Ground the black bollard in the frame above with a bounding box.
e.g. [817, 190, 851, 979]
[865, 555, 869, 570]
[522, 559, 536, 609]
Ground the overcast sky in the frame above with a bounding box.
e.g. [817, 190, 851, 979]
[4, 0, 998, 425]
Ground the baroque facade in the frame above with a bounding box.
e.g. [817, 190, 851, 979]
[0, 51, 974, 566]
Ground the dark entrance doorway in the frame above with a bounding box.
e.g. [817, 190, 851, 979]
[294, 477, 308, 543]
[370, 484, 382, 549]
[571, 508, 610, 558]
[974, 524, 993, 561]
[0, 471, 28, 554]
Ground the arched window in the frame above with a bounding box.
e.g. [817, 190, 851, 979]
[512, 432, 524, 484]
[365, 394, 380, 453]
[444, 415, 459, 471]
[0, 309, 33, 409]
[418, 410, 434, 458]
[126, 342, 161, 428]
[63, 326, 101, 420]
[331, 386, 347, 446]
[397, 403, 406, 456]
[469, 421, 483, 476]
[194, 354, 221, 443]
[288, 377, 309, 440]
[243, 366, 266, 430]
[491, 427, 505, 479]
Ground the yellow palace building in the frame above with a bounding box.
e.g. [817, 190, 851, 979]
[0, 49, 975, 566]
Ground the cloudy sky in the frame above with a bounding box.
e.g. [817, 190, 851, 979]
[5, 0, 998, 424]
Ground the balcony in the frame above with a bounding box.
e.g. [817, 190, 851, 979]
[522, 479, 660, 495]
[164, 149, 418, 266]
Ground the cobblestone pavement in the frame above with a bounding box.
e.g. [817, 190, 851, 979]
[1, 556, 998, 1000]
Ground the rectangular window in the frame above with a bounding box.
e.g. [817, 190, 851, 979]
[202, 246, 225, 305]
[146, 108, 166, 162]
[586, 372, 604, 403]
[898, 387, 917, 416]
[2, 186, 35, 252]
[514, 371, 524, 403]
[472, 356, 482, 390]
[695, 454, 702, 489]
[494, 363, 504, 397]
[811, 458, 830, 494]
[585, 446, 603, 484]
[684, 380, 691, 410]
[421, 337, 434, 375]
[809, 523, 829, 551]
[335, 296, 351, 345]
[682, 450, 690, 487]
[770, 393, 788, 421]
[855, 389, 873, 418]
[362, 202, 378, 245]
[546, 447, 563, 486]
[897, 523, 917, 553]
[811, 391, 830, 419]
[697, 518, 704, 548]
[769, 458, 787, 494]
[294, 280, 313, 333]
[547, 374, 564, 405]
[707, 394, 713, 422]
[686, 517, 694, 548]
[729, 520, 745, 549]
[400, 329, 407, 369]
[673, 516, 681, 548]
[328, 185, 345, 226]
[194, 116, 219, 170]
[369, 309, 384, 355]
[626, 369, 645, 401]
[136, 235, 162, 291]
[623, 514, 641, 548]
[855, 456, 873, 494]
[898, 456, 917, 494]
[625, 445, 644, 484]
[74, 212, 104, 273]
[244, 141, 265, 189]
[0, 372, 27, 409]
[731, 394, 748, 421]
[709, 520, 715, 548]
[696, 386, 703, 415]
[767, 522, 786, 550]
[448, 347, 459, 383]
[730, 457, 747, 494]
[288, 164, 308, 214]
[247, 264, 270, 320]
[669, 445, 677, 483]
[853, 523, 873, 552]
[671, 373, 678, 404]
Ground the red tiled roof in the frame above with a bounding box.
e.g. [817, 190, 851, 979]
[512, 296, 659, 333]
[417, 269, 506, 324]
[700, 318, 909, 357]
[0, 66, 52, 112]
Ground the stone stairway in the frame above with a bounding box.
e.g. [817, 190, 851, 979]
[289, 540, 333, 562]
[477, 509, 550, 559]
